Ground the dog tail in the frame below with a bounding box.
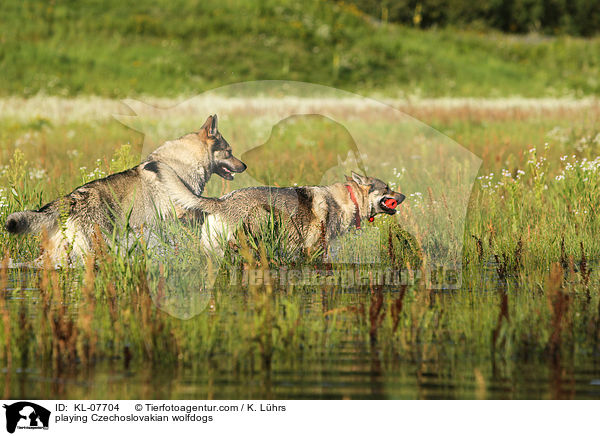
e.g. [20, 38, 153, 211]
[5, 209, 59, 236]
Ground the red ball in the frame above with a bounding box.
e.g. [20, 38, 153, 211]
[384, 198, 397, 209]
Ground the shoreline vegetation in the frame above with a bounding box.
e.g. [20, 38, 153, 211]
[1, 0, 600, 400]
[0, 96, 599, 398]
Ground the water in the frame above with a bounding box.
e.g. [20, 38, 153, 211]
[2, 271, 600, 400]
[3, 352, 600, 399]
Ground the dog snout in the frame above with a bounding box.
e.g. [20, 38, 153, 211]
[229, 156, 247, 173]
[396, 193, 406, 204]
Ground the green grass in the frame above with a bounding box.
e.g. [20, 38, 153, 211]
[0, 98, 599, 399]
[1, 0, 600, 98]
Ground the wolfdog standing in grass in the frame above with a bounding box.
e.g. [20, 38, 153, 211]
[170, 171, 405, 253]
[5, 115, 246, 265]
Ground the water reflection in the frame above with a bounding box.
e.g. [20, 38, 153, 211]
[1, 269, 600, 400]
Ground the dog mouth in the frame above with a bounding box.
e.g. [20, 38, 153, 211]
[379, 197, 399, 215]
[216, 162, 244, 180]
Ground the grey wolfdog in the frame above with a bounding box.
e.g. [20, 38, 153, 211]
[4, 114, 246, 265]
[172, 171, 405, 253]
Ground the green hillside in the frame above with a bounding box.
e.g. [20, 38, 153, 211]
[1, 0, 599, 97]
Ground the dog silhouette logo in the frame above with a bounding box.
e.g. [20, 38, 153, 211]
[240, 114, 367, 187]
[3, 402, 50, 433]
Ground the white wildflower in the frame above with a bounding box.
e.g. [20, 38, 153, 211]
[28, 168, 46, 180]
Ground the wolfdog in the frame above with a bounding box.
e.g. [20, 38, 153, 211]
[5, 115, 246, 265]
[174, 171, 405, 253]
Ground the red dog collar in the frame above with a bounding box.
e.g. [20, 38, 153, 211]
[345, 184, 362, 230]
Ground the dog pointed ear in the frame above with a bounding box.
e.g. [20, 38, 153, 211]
[200, 115, 218, 137]
[351, 171, 369, 186]
[210, 114, 218, 135]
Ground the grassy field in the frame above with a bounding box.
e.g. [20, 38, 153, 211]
[1, 0, 600, 98]
[0, 96, 599, 399]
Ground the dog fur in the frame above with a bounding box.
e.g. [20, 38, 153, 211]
[173, 171, 405, 253]
[5, 114, 246, 265]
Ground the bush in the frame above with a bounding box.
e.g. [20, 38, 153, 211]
[347, 0, 600, 36]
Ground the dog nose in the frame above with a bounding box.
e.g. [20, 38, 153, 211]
[397, 193, 406, 204]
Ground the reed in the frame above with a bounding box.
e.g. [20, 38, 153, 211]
[0, 98, 599, 398]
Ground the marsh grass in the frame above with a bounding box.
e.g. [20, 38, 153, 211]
[0, 99, 600, 398]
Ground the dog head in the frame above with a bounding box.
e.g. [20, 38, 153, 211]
[347, 171, 405, 219]
[199, 115, 247, 180]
